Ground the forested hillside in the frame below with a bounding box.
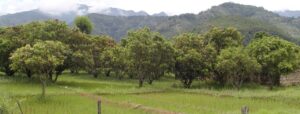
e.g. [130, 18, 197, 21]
[89, 2, 300, 43]
[1, 2, 300, 44]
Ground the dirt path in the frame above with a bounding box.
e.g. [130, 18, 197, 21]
[79, 92, 183, 114]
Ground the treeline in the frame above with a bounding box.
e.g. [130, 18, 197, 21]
[1, 17, 300, 97]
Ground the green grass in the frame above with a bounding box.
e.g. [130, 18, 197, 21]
[104, 92, 300, 114]
[1, 72, 300, 114]
[11, 95, 145, 114]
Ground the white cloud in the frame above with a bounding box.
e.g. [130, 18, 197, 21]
[37, 0, 79, 15]
[0, 0, 37, 15]
[0, 0, 300, 16]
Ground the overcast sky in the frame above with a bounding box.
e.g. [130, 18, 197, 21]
[0, 0, 299, 16]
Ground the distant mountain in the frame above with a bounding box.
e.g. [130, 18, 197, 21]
[152, 12, 168, 16]
[276, 10, 300, 18]
[99, 8, 149, 16]
[0, 6, 166, 27]
[1, 2, 300, 44]
[98, 8, 168, 17]
[0, 10, 50, 26]
[0, 9, 79, 26]
[89, 2, 300, 43]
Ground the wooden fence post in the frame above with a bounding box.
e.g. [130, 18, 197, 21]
[97, 100, 101, 114]
[241, 106, 249, 114]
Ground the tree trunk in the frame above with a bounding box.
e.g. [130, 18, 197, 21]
[187, 79, 192, 88]
[129, 74, 134, 79]
[216, 75, 225, 86]
[48, 71, 53, 82]
[53, 70, 63, 83]
[26, 69, 32, 78]
[41, 80, 46, 99]
[148, 79, 153, 85]
[93, 72, 98, 78]
[4, 66, 14, 76]
[183, 78, 192, 88]
[117, 72, 122, 80]
[75, 70, 79, 74]
[70, 70, 75, 74]
[148, 73, 154, 85]
[53, 74, 59, 82]
[139, 79, 144, 87]
[40, 76, 47, 99]
[105, 70, 111, 77]
[139, 75, 145, 87]
[273, 75, 281, 86]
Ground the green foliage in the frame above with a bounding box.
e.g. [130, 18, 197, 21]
[101, 45, 129, 79]
[254, 31, 272, 39]
[125, 27, 158, 87]
[0, 26, 24, 76]
[1, 18, 300, 90]
[74, 16, 93, 34]
[216, 47, 261, 89]
[10, 41, 69, 98]
[125, 27, 175, 87]
[204, 27, 243, 53]
[65, 28, 93, 73]
[203, 27, 244, 85]
[247, 36, 300, 86]
[2, 3, 300, 44]
[174, 33, 216, 88]
[0, 20, 70, 77]
[10, 41, 69, 74]
[90, 35, 116, 77]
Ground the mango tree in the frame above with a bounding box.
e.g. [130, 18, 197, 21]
[10, 41, 69, 98]
[173, 33, 216, 88]
[247, 36, 300, 87]
[125, 27, 174, 87]
[216, 47, 261, 89]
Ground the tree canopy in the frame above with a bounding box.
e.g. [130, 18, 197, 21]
[74, 16, 93, 34]
[10, 41, 69, 98]
[247, 36, 300, 86]
[216, 47, 261, 89]
[1, 19, 300, 90]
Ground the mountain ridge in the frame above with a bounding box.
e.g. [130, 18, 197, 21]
[1, 2, 300, 44]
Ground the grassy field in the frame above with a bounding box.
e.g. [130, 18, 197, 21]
[1, 72, 300, 114]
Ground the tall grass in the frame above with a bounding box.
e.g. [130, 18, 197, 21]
[1, 72, 300, 113]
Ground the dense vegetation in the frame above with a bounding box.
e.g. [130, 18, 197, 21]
[1, 3, 300, 114]
[2, 3, 300, 44]
[0, 15, 300, 102]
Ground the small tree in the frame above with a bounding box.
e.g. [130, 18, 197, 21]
[66, 28, 93, 74]
[125, 27, 173, 87]
[0, 20, 71, 78]
[90, 35, 116, 78]
[175, 49, 203, 88]
[0, 26, 25, 76]
[10, 41, 69, 99]
[247, 36, 300, 87]
[173, 33, 215, 88]
[216, 47, 261, 89]
[101, 45, 129, 79]
[147, 35, 175, 84]
[74, 16, 93, 34]
[204, 27, 243, 85]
